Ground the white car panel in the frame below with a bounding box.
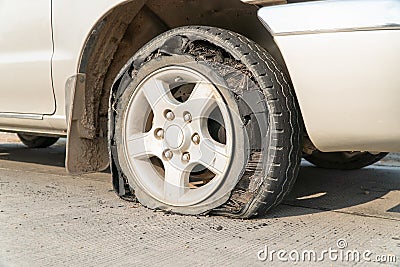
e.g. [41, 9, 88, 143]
[51, 0, 128, 127]
[0, 0, 55, 114]
[271, 30, 400, 152]
[258, 0, 400, 35]
[258, 0, 400, 152]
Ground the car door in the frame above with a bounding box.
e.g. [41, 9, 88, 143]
[0, 0, 55, 115]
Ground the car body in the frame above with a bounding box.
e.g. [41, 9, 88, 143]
[0, 0, 399, 217]
[258, 0, 400, 152]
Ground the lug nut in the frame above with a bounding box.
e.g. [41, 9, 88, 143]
[155, 129, 164, 139]
[164, 150, 173, 160]
[192, 134, 200, 145]
[165, 111, 175, 121]
[183, 112, 192, 123]
[175, 76, 183, 83]
[182, 153, 190, 162]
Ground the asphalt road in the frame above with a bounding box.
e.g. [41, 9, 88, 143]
[0, 134, 399, 266]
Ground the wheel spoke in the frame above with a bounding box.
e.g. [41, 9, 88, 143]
[185, 82, 218, 120]
[142, 77, 176, 111]
[126, 132, 160, 159]
[197, 138, 229, 175]
[163, 163, 188, 202]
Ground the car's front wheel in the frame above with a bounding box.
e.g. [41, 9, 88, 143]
[110, 26, 302, 218]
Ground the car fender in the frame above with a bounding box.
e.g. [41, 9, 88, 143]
[258, 0, 400, 152]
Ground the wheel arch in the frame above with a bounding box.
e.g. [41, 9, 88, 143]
[67, 0, 292, 174]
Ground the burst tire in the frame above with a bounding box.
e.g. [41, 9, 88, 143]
[109, 26, 302, 218]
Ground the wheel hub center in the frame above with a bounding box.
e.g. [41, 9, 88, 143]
[165, 124, 184, 149]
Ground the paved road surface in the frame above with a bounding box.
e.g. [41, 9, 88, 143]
[0, 134, 399, 266]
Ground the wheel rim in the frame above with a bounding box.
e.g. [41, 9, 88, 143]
[123, 66, 234, 206]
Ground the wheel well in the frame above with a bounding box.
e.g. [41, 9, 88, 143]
[77, 0, 288, 139]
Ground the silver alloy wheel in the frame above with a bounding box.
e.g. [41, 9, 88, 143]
[122, 66, 234, 206]
[111, 26, 302, 218]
